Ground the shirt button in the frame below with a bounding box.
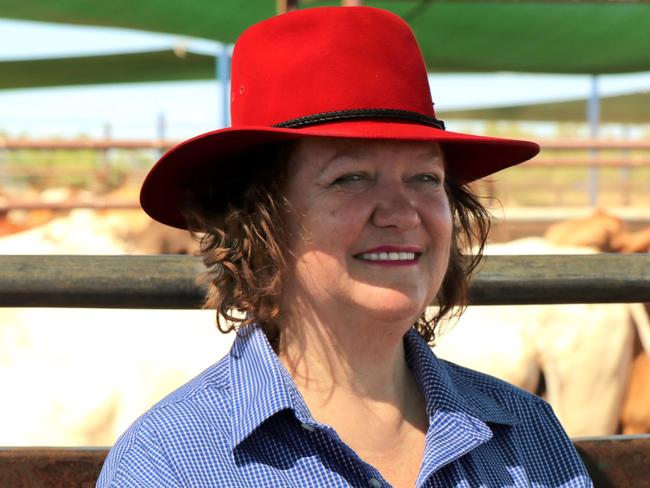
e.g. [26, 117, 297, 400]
[368, 477, 382, 488]
[300, 422, 316, 432]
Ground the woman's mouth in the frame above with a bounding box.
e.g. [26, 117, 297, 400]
[357, 251, 416, 261]
[354, 246, 422, 266]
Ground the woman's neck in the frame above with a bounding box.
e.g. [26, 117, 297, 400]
[276, 307, 430, 478]
[276, 305, 419, 420]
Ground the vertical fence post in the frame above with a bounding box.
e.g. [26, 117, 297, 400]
[587, 75, 600, 207]
[620, 125, 631, 206]
[216, 43, 231, 130]
[277, 0, 299, 14]
[156, 112, 166, 159]
[99, 122, 112, 192]
[0, 126, 8, 187]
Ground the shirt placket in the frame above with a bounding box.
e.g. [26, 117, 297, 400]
[298, 418, 394, 488]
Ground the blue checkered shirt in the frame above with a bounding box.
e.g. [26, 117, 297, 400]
[98, 325, 592, 487]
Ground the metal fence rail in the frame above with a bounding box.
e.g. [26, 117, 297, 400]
[3, 435, 650, 488]
[1, 254, 649, 308]
[1, 254, 650, 486]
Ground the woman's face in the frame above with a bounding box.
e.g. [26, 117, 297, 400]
[281, 137, 452, 326]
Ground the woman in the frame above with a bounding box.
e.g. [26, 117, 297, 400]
[98, 6, 592, 487]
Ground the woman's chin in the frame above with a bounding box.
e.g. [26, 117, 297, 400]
[351, 290, 427, 324]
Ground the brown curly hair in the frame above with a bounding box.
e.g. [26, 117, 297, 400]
[182, 140, 490, 345]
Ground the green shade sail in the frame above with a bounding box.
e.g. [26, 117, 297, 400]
[440, 90, 650, 123]
[2, 1, 650, 74]
[0, 49, 217, 90]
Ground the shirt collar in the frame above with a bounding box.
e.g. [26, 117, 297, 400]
[229, 325, 312, 449]
[405, 329, 520, 481]
[228, 325, 518, 450]
[404, 328, 519, 427]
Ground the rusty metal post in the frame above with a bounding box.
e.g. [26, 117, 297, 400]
[620, 124, 631, 206]
[277, 0, 299, 14]
[98, 122, 113, 192]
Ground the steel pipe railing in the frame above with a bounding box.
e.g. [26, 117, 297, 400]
[1, 254, 649, 308]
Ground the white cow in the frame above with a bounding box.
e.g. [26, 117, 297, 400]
[434, 237, 647, 437]
[4, 217, 645, 442]
[0, 307, 233, 446]
[0, 211, 234, 446]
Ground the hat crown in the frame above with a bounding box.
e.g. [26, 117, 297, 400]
[140, 6, 539, 230]
[230, 7, 436, 127]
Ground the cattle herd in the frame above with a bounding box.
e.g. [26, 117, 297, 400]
[0, 197, 649, 446]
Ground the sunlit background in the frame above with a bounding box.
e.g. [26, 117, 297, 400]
[1, 1, 649, 458]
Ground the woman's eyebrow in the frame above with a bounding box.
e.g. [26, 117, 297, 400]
[415, 150, 445, 168]
[415, 146, 444, 160]
[317, 150, 359, 176]
[317, 145, 443, 175]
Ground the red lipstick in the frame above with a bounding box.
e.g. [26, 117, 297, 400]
[359, 245, 422, 254]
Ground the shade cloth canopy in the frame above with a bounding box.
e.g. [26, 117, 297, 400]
[440, 90, 650, 123]
[2, 0, 650, 74]
[0, 49, 217, 90]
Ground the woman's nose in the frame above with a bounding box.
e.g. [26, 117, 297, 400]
[371, 184, 421, 230]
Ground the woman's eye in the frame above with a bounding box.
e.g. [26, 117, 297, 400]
[332, 173, 367, 185]
[416, 173, 442, 185]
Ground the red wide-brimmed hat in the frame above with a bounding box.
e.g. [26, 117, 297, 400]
[141, 6, 539, 229]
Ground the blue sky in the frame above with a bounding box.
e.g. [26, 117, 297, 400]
[1, 18, 650, 139]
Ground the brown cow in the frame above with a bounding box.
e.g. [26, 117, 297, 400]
[122, 219, 199, 255]
[621, 304, 650, 435]
[545, 209, 650, 254]
[621, 353, 650, 435]
[612, 227, 650, 253]
[544, 209, 626, 251]
[0, 212, 26, 237]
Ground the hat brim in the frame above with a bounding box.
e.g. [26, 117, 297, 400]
[140, 121, 539, 229]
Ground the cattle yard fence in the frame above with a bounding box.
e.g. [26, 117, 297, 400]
[0, 254, 649, 487]
[1, 254, 650, 308]
[2, 138, 650, 210]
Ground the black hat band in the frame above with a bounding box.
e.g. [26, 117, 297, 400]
[273, 108, 446, 130]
